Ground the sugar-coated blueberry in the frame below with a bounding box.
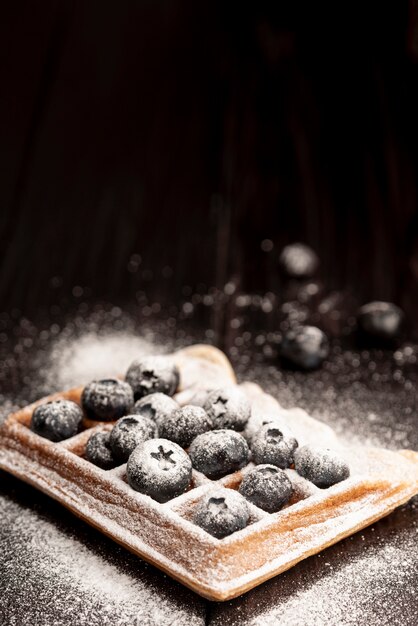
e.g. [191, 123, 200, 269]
[251, 424, 298, 469]
[194, 489, 250, 539]
[204, 387, 251, 431]
[31, 400, 83, 442]
[133, 393, 179, 428]
[294, 445, 350, 488]
[239, 465, 293, 513]
[159, 405, 213, 448]
[281, 325, 329, 370]
[81, 379, 134, 422]
[85, 432, 116, 470]
[279, 243, 319, 278]
[187, 389, 211, 408]
[126, 438, 192, 503]
[109, 414, 158, 463]
[126, 356, 179, 400]
[357, 301, 404, 341]
[188, 430, 250, 479]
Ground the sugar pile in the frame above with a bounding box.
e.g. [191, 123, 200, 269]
[44, 330, 167, 389]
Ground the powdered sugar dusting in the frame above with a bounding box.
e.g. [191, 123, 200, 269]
[47, 332, 161, 389]
[1, 316, 418, 622]
[210, 500, 418, 625]
[0, 494, 205, 625]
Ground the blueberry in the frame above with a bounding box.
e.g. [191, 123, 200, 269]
[188, 430, 250, 479]
[125, 356, 179, 400]
[81, 379, 134, 422]
[279, 243, 319, 278]
[204, 388, 251, 431]
[109, 415, 158, 463]
[133, 393, 179, 428]
[126, 438, 192, 502]
[31, 400, 83, 442]
[159, 405, 213, 448]
[294, 445, 350, 488]
[357, 301, 404, 342]
[251, 425, 298, 469]
[85, 432, 116, 470]
[187, 390, 211, 408]
[239, 465, 293, 513]
[194, 489, 250, 538]
[280, 325, 329, 370]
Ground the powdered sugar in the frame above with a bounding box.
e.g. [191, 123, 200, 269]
[2, 349, 418, 605]
[47, 332, 160, 390]
[0, 494, 205, 626]
[1, 320, 418, 622]
[210, 502, 418, 625]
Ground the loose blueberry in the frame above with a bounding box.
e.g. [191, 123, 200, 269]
[126, 356, 179, 400]
[31, 400, 83, 442]
[85, 432, 116, 470]
[188, 430, 250, 479]
[357, 301, 404, 342]
[81, 379, 134, 422]
[133, 393, 179, 428]
[294, 445, 350, 488]
[159, 405, 213, 448]
[126, 438, 192, 503]
[251, 425, 298, 469]
[109, 415, 158, 463]
[280, 325, 329, 370]
[204, 387, 251, 431]
[239, 465, 293, 513]
[194, 489, 250, 538]
[279, 243, 319, 278]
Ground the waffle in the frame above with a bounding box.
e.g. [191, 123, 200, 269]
[1, 344, 418, 602]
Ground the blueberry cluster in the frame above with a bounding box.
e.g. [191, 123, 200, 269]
[248, 424, 349, 490]
[30, 369, 351, 540]
[276, 244, 406, 370]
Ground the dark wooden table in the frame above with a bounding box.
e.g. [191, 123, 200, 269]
[1, 303, 417, 626]
[2, 4, 418, 623]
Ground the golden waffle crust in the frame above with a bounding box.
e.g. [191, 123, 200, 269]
[1, 344, 418, 601]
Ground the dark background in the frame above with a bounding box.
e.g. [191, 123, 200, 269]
[1, 5, 418, 624]
[2, 1, 418, 324]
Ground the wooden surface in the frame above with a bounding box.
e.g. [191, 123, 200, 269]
[3, 368, 417, 603]
[0, 305, 418, 624]
[1, 1, 418, 325]
[1, 2, 418, 623]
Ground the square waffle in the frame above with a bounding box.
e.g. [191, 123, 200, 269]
[1, 344, 418, 601]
